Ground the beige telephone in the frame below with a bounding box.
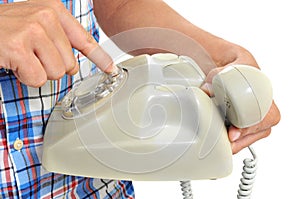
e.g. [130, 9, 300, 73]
[42, 53, 273, 198]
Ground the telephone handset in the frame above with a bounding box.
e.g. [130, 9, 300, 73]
[42, 53, 273, 196]
[212, 64, 272, 128]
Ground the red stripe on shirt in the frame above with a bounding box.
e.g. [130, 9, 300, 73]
[118, 181, 135, 199]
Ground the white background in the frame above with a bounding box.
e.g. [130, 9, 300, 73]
[99, 0, 299, 198]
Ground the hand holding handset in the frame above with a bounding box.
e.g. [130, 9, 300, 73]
[42, 53, 273, 182]
[212, 64, 272, 128]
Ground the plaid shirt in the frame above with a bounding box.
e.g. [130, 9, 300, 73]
[0, 0, 134, 198]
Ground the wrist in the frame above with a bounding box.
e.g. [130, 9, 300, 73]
[187, 25, 257, 68]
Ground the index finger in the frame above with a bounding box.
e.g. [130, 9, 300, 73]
[33, 0, 116, 73]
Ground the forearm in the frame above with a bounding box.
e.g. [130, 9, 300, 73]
[94, 0, 254, 73]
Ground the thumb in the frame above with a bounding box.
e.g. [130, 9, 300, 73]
[200, 67, 224, 96]
[200, 82, 213, 96]
[204, 67, 224, 84]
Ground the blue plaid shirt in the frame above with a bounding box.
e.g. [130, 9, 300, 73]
[0, 0, 134, 198]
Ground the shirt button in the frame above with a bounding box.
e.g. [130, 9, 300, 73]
[13, 139, 23, 151]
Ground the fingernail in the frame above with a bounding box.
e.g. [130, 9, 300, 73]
[230, 131, 241, 142]
[110, 64, 119, 74]
[200, 83, 213, 96]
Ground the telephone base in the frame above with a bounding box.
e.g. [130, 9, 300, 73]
[42, 104, 232, 181]
[42, 54, 233, 181]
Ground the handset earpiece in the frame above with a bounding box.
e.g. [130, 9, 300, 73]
[212, 65, 273, 128]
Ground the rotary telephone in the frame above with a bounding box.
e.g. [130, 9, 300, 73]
[42, 53, 273, 199]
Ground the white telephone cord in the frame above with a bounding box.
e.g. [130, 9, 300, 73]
[180, 180, 193, 199]
[237, 146, 257, 199]
[179, 146, 257, 199]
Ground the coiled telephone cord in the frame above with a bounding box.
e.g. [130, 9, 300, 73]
[179, 146, 257, 199]
[180, 180, 193, 199]
[237, 146, 257, 199]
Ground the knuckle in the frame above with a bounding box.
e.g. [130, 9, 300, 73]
[66, 61, 79, 75]
[55, 70, 66, 79]
[31, 79, 47, 88]
[272, 105, 281, 126]
[66, 57, 77, 70]
[47, 68, 66, 80]
[261, 128, 272, 138]
[26, 21, 44, 35]
[272, 114, 281, 127]
[85, 31, 96, 44]
[50, 0, 67, 11]
[36, 7, 58, 23]
[9, 38, 27, 59]
[265, 102, 281, 127]
[26, 68, 47, 87]
[23, 21, 48, 44]
[77, 32, 98, 54]
[22, 73, 47, 88]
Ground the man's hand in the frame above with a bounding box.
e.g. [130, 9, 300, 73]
[201, 46, 281, 154]
[228, 101, 280, 154]
[0, 0, 114, 87]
